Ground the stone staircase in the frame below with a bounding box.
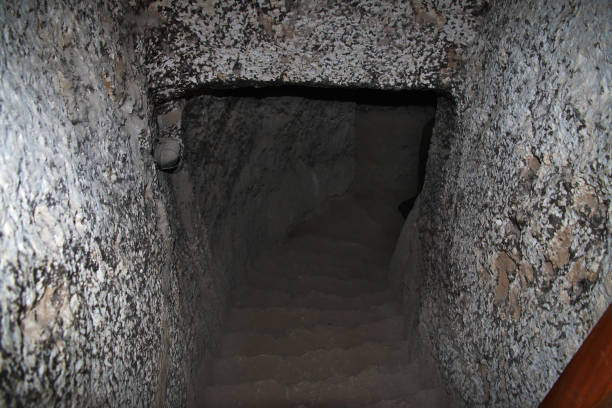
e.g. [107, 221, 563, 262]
[199, 198, 452, 407]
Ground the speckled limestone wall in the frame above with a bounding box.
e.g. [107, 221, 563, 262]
[0, 2, 203, 406]
[140, 0, 488, 102]
[6, 0, 606, 406]
[417, 1, 611, 406]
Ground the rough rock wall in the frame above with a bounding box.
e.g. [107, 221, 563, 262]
[354, 104, 434, 201]
[141, 0, 487, 102]
[417, 1, 611, 406]
[0, 2, 197, 406]
[151, 98, 230, 408]
[176, 93, 356, 292]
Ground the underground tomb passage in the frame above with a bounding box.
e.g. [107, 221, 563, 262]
[160, 87, 445, 406]
[0, 1, 610, 407]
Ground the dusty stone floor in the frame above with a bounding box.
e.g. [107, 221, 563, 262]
[196, 194, 454, 407]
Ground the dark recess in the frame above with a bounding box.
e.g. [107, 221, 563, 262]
[179, 85, 440, 220]
[175, 85, 440, 107]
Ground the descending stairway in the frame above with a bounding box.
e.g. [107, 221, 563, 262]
[199, 197, 452, 407]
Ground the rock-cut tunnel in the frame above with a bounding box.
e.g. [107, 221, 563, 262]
[0, 1, 610, 407]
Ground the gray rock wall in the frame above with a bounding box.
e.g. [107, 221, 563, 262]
[417, 1, 611, 406]
[0, 2, 205, 406]
[153, 99, 230, 408]
[140, 0, 487, 102]
[351, 102, 435, 243]
[176, 93, 356, 291]
[354, 105, 434, 201]
[2, 0, 609, 407]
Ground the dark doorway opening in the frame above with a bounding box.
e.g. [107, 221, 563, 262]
[183, 87, 451, 408]
[180, 86, 438, 247]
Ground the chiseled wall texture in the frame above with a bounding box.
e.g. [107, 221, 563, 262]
[419, 1, 611, 406]
[1, 0, 610, 407]
[0, 1, 208, 406]
[177, 93, 356, 293]
[141, 0, 487, 102]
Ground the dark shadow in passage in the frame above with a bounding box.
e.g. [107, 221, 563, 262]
[398, 117, 434, 218]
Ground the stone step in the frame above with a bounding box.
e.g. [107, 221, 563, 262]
[251, 256, 388, 282]
[218, 317, 404, 357]
[281, 234, 392, 265]
[288, 198, 393, 251]
[201, 364, 436, 407]
[361, 388, 451, 408]
[210, 341, 415, 385]
[255, 244, 389, 270]
[235, 288, 391, 310]
[198, 195, 452, 407]
[245, 273, 388, 298]
[225, 304, 401, 333]
[291, 230, 393, 255]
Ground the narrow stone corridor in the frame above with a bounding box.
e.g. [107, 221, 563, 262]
[1, 1, 610, 407]
[200, 196, 451, 407]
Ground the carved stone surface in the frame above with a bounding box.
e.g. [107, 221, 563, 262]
[176, 92, 356, 289]
[417, 1, 611, 406]
[1, 0, 609, 407]
[0, 2, 213, 407]
[139, 0, 487, 102]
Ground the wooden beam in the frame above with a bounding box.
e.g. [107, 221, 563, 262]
[540, 303, 612, 408]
